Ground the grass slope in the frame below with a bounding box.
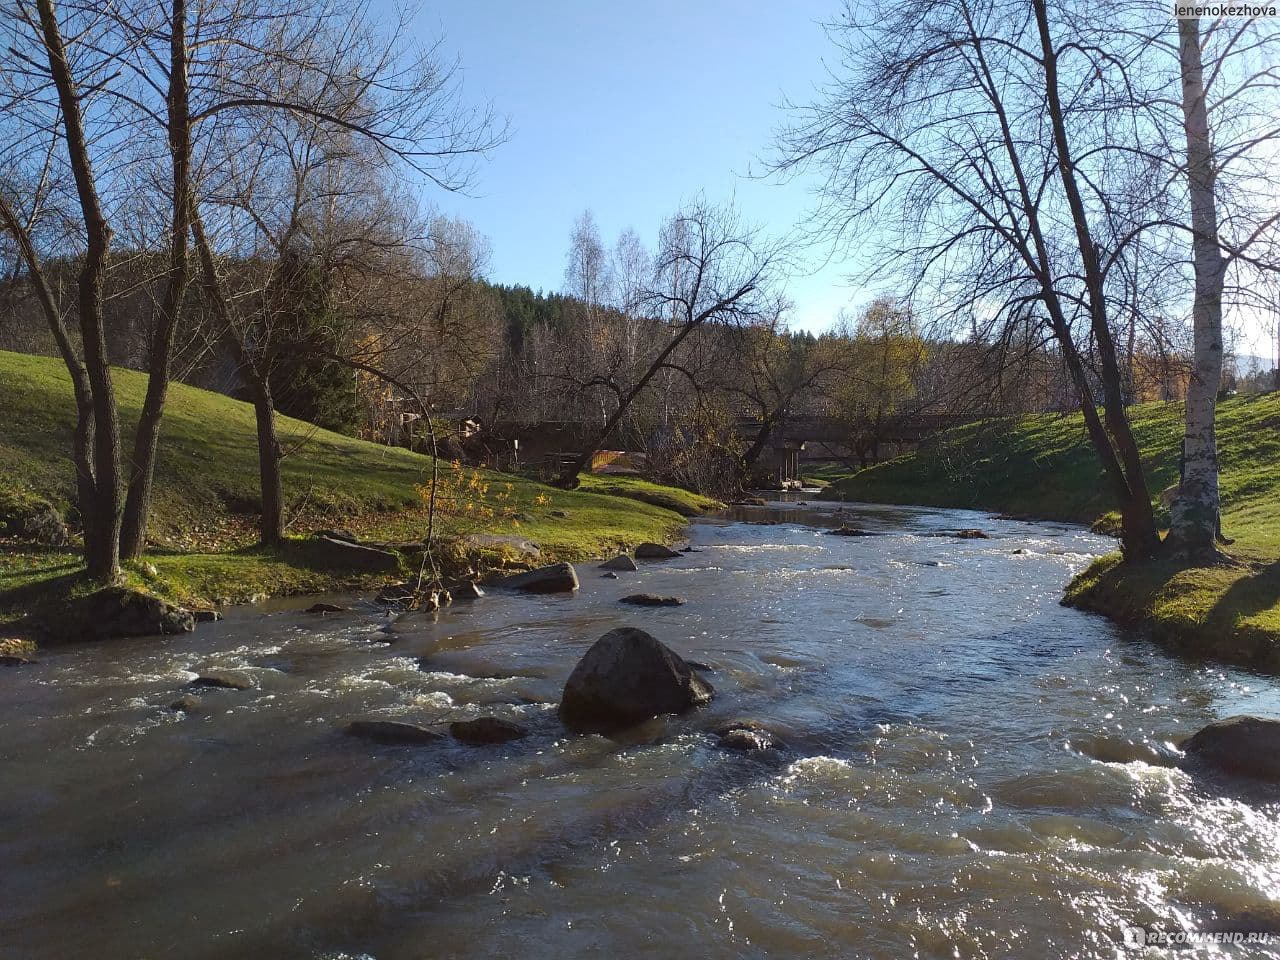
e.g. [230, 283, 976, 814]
[0, 350, 709, 615]
[824, 394, 1280, 669]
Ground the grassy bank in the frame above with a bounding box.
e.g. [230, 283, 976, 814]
[823, 394, 1280, 669]
[0, 351, 717, 628]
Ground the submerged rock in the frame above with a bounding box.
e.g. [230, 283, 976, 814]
[495, 562, 579, 594]
[345, 719, 444, 745]
[619, 594, 685, 607]
[599, 554, 639, 572]
[305, 602, 348, 614]
[601, 572, 620, 580]
[718, 728, 782, 753]
[188, 670, 255, 691]
[169, 694, 202, 713]
[1182, 715, 1280, 781]
[953, 529, 990, 539]
[559, 627, 714, 732]
[450, 717, 529, 744]
[827, 526, 882, 537]
[634, 542, 681, 560]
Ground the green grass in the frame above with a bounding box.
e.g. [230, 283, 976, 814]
[0, 350, 709, 622]
[823, 394, 1280, 668]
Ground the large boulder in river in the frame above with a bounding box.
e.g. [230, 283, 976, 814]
[599, 554, 638, 572]
[635, 542, 681, 560]
[495, 562, 579, 594]
[559, 627, 714, 731]
[1182, 715, 1280, 781]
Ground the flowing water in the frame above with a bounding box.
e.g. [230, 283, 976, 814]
[3, 500, 1279, 959]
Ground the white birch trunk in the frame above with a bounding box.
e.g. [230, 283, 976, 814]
[1169, 17, 1227, 561]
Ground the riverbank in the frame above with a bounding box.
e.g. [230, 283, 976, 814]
[821, 395, 1280, 671]
[0, 351, 719, 640]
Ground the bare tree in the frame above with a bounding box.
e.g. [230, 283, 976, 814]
[554, 198, 781, 488]
[775, 0, 1163, 558]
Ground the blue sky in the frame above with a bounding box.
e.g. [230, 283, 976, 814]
[412, 0, 857, 333]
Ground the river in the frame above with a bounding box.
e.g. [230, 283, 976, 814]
[2, 499, 1278, 959]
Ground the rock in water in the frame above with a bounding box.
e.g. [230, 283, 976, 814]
[450, 717, 529, 744]
[619, 594, 685, 607]
[953, 529, 990, 539]
[1182, 715, 1280, 781]
[187, 670, 255, 690]
[452, 580, 485, 600]
[559, 627, 714, 731]
[344, 720, 444, 745]
[495, 562, 579, 594]
[714, 720, 784, 752]
[827, 526, 881, 537]
[601, 572, 619, 580]
[599, 554, 639, 572]
[634, 543, 681, 560]
[305, 602, 348, 614]
[169, 694, 202, 713]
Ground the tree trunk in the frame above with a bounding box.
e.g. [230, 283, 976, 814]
[741, 411, 779, 469]
[37, 0, 122, 583]
[120, 0, 192, 559]
[1034, 0, 1160, 560]
[250, 379, 285, 546]
[1167, 17, 1226, 562]
[555, 321, 701, 487]
[190, 213, 284, 546]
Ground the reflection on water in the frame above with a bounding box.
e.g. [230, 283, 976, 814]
[2, 501, 1278, 959]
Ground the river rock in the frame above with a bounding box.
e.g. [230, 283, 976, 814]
[559, 627, 714, 731]
[0, 654, 35, 667]
[601, 572, 619, 579]
[188, 669, 256, 691]
[635, 542, 681, 560]
[953, 529, 990, 539]
[66, 587, 195, 641]
[306, 602, 348, 614]
[345, 719, 444, 745]
[828, 526, 881, 537]
[599, 554, 639, 572]
[450, 717, 529, 744]
[310, 535, 401, 573]
[619, 594, 685, 607]
[718, 727, 782, 752]
[1182, 715, 1280, 781]
[169, 694, 202, 713]
[191, 608, 222, 623]
[495, 562, 579, 593]
[452, 580, 485, 600]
